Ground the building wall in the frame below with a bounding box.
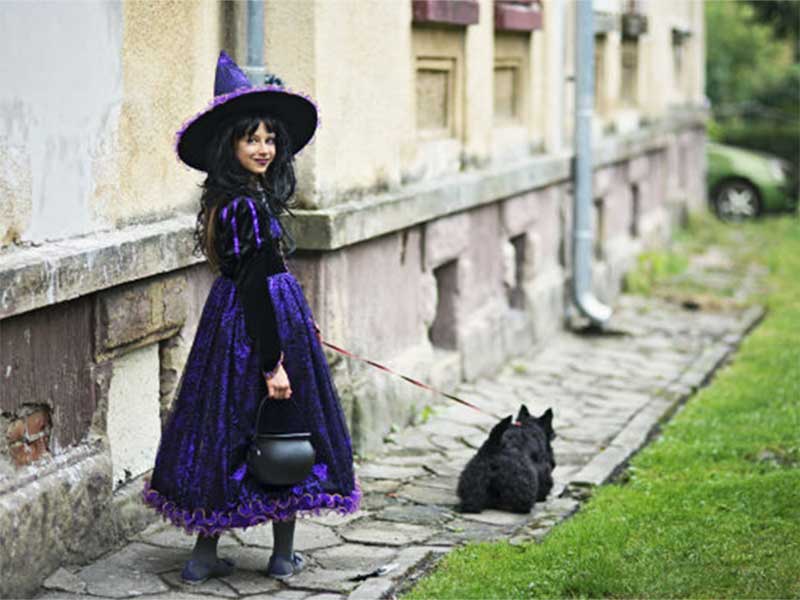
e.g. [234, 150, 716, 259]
[101, 0, 223, 226]
[0, 1, 123, 245]
[0, 0, 707, 595]
[0, 1, 227, 248]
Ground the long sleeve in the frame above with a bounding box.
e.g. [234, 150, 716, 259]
[215, 196, 287, 374]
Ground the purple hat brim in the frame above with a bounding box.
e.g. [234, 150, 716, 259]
[176, 85, 318, 172]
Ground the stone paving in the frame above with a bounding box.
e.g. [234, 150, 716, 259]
[35, 292, 763, 600]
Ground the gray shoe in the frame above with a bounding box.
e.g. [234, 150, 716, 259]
[181, 557, 235, 585]
[266, 552, 305, 580]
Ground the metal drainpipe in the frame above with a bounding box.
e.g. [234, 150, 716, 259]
[572, 0, 612, 325]
[244, 0, 266, 85]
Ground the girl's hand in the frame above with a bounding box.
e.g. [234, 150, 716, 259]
[265, 364, 292, 400]
[313, 319, 321, 341]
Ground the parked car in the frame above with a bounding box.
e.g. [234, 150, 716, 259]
[706, 142, 797, 220]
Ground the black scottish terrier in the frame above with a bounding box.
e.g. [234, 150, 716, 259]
[457, 406, 556, 513]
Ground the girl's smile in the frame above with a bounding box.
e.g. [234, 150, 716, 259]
[235, 121, 276, 175]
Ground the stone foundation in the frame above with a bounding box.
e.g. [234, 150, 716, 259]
[0, 443, 154, 598]
[0, 261, 215, 597]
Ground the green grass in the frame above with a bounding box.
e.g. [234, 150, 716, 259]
[624, 212, 770, 303]
[625, 251, 689, 296]
[407, 216, 800, 599]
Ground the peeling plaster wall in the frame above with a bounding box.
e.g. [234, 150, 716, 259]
[98, 0, 223, 228]
[107, 344, 160, 489]
[0, 1, 123, 246]
[0, 1, 224, 248]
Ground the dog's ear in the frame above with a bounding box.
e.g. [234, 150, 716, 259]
[488, 415, 513, 446]
[538, 408, 554, 438]
[516, 405, 531, 421]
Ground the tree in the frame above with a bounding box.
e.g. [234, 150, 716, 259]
[746, 0, 800, 59]
[706, 1, 799, 166]
[706, 1, 793, 115]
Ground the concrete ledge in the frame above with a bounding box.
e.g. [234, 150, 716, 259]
[0, 215, 201, 320]
[288, 152, 573, 251]
[290, 116, 700, 251]
[0, 115, 705, 321]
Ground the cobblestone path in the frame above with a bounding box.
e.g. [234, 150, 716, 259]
[37, 294, 763, 600]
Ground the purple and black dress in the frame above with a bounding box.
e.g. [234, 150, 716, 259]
[142, 193, 360, 535]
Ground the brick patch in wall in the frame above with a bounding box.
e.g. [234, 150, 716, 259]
[6, 418, 24, 444]
[5, 406, 52, 467]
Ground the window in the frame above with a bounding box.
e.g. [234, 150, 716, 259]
[593, 197, 606, 260]
[594, 34, 608, 117]
[416, 57, 457, 138]
[620, 40, 639, 107]
[672, 27, 692, 98]
[630, 183, 640, 238]
[506, 234, 527, 309]
[494, 58, 522, 125]
[407, 26, 466, 180]
[429, 260, 460, 349]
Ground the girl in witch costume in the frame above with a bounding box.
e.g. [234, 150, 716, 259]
[142, 51, 360, 584]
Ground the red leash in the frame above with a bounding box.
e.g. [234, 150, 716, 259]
[319, 337, 499, 419]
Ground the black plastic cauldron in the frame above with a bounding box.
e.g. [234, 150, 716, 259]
[247, 396, 316, 487]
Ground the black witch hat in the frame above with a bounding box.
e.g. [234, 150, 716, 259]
[176, 50, 318, 172]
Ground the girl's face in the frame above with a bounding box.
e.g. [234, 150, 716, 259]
[234, 121, 276, 176]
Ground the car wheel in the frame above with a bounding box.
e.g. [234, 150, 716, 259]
[712, 179, 761, 221]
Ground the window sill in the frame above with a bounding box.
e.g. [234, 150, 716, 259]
[495, 1, 542, 32]
[412, 0, 479, 27]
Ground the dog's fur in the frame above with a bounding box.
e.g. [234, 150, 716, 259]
[457, 406, 556, 513]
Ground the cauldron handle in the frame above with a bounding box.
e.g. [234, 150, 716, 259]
[255, 394, 269, 436]
[253, 393, 303, 436]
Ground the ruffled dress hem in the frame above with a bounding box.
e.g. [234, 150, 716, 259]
[141, 478, 362, 536]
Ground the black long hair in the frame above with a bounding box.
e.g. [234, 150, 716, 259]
[193, 113, 298, 269]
